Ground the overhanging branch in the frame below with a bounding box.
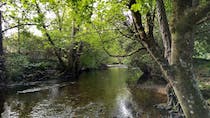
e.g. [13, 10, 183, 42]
[103, 47, 146, 58]
[93, 24, 146, 58]
[35, 1, 66, 68]
[2, 23, 38, 33]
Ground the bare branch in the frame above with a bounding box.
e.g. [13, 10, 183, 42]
[103, 47, 146, 58]
[196, 15, 210, 25]
[187, 2, 210, 24]
[113, 23, 134, 39]
[2, 23, 38, 33]
[0, 3, 6, 8]
[93, 24, 146, 58]
[2, 14, 9, 25]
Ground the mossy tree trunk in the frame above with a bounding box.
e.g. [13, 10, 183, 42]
[66, 41, 83, 78]
[0, 11, 3, 56]
[0, 10, 5, 84]
[170, 1, 210, 117]
[129, 0, 210, 117]
[65, 20, 83, 77]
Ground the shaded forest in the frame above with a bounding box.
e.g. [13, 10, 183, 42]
[0, 0, 210, 118]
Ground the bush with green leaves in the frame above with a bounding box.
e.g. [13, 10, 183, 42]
[5, 54, 29, 81]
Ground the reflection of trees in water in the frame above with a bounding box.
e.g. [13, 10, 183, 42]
[1, 90, 49, 118]
[0, 69, 169, 117]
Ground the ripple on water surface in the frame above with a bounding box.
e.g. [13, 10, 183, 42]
[1, 68, 168, 118]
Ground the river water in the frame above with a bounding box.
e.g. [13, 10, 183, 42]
[0, 68, 169, 118]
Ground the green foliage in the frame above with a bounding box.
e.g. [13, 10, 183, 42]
[2, 0, 185, 76]
[5, 54, 29, 81]
[25, 61, 55, 71]
[4, 31, 45, 53]
[131, 0, 155, 13]
[80, 46, 109, 69]
[194, 40, 210, 58]
[2, 0, 171, 72]
[194, 21, 210, 59]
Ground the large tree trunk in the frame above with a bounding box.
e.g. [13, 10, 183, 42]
[129, 0, 210, 117]
[169, 1, 210, 117]
[170, 28, 210, 118]
[65, 20, 82, 77]
[0, 10, 5, 83]
[171, 69, 209, 118]
[0, 11, 3, 56]
[66, 41, 83, 78]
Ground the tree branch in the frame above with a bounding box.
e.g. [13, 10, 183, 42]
[156, 0, 172, 63]
[113, 23, 134, 39]
[188, 2, 210, 24]
[35, 1, 66, 68]
[93, 24, 146, 58]
[132, 11, 147, 40]
[146, 10, 155, 37]
[0, 3, 6, 8]
[128, 0, 173, 82]
[0, 11, 3, 55]
[103, 46, 146, 58]
[196, 15, 210, 25]
[2, 23, 38, 33]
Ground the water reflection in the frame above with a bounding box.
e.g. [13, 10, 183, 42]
[1, 68, 168, 118]
[115, 88, 136, 118]
[49, 86, 59, 99]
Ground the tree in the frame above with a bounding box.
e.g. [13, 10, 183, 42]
[1, 1, 209, 117]
[0, 8, 5, 83]
[2, 0, 112, 75]
[129, 0, 210, 117]
[0, 11, 3, 56]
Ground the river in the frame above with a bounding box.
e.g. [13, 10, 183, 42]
[0, 67, 169, 118]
